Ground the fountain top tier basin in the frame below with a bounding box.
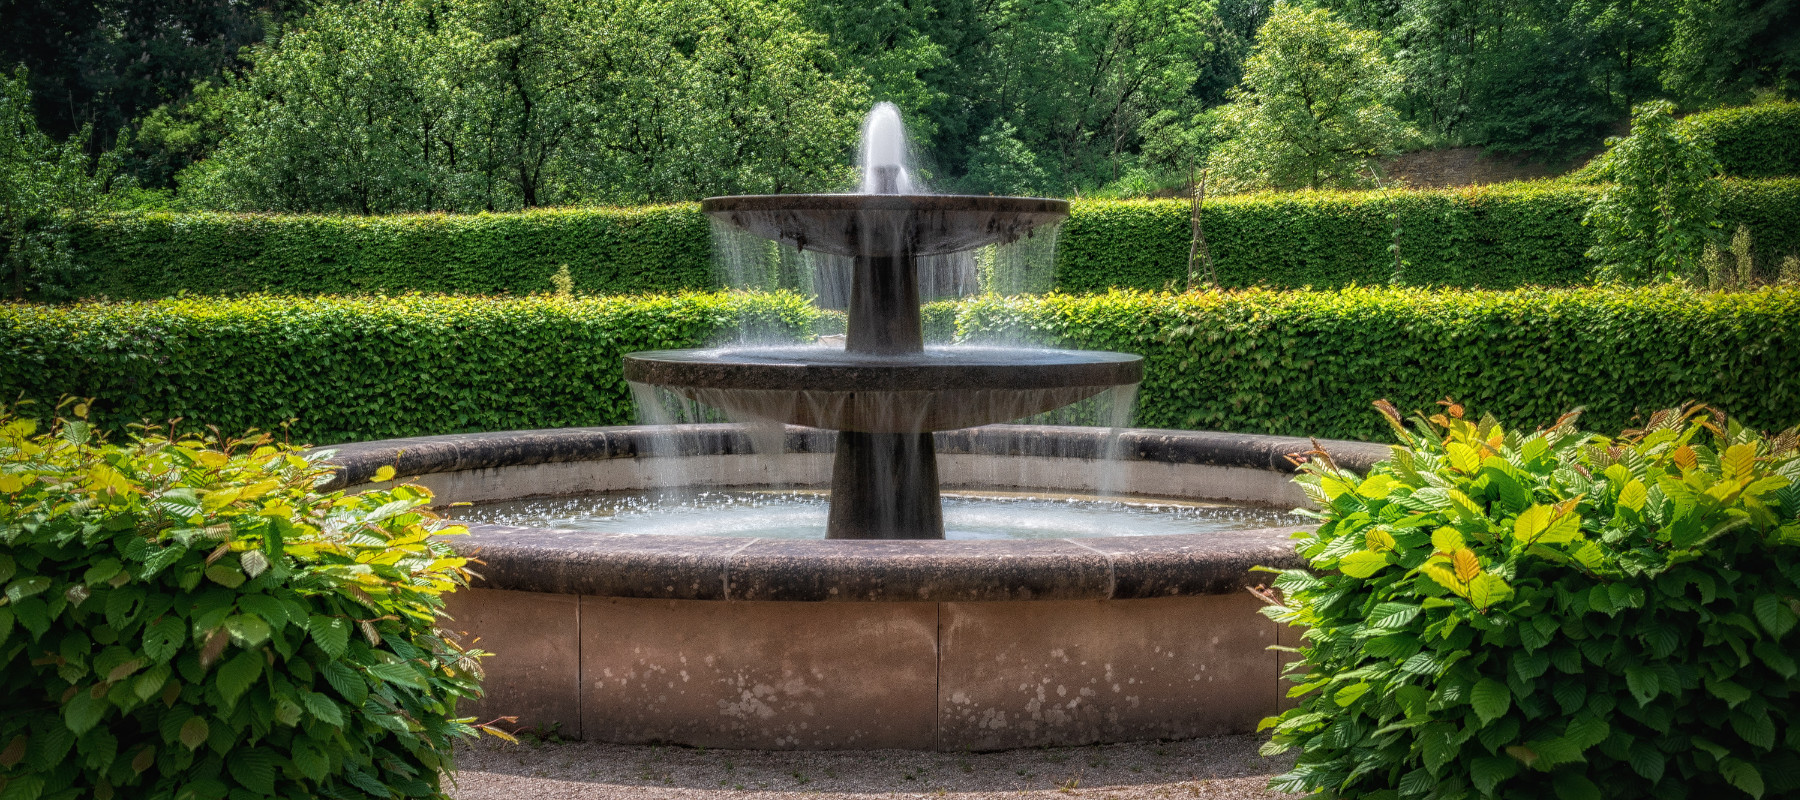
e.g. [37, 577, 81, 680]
[701, 194, 1069, 258]
[624, 345, 1143, 432]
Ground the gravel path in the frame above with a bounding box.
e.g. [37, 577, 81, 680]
[448, 734, 1298, 800]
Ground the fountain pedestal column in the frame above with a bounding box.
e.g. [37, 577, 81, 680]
[828, 248, 944, 539]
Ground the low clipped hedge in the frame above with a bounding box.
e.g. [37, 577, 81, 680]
[1682, 102, 1800, 179]
[5, 287, 1797, 446]
[956, 287, 1800, 441]
[50, 180, 1800, 301]
[1261, 402, 1800, 799]
[0, 408, 494, 799]
[0, 292, 817, 445]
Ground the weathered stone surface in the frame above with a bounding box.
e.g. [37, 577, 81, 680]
[459, 528, 749, 600]
[579, 597, 939, 749]
[724, 538, 1114, 602]
[936, 593, 1279, 750]
[1075, 528, 1307, 599]
[443, 589, 581, 737]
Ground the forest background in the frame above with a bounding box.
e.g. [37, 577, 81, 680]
[2, 0, 1796, 214]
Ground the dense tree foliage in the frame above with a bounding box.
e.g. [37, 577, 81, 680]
[1584, 100, 1723, 284]
[2, 0, 1795, 207]
[1, 69, 132, 300]
[1206, 5, 1410, 191]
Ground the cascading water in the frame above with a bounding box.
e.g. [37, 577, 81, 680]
[620, 104, 1145, 539]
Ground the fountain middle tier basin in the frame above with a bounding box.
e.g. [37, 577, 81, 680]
[702, 194, 1069, 257]
[624, 345, 1144, 433]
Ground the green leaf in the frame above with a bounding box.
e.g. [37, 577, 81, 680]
[1368, 602, 1421, 629]
[204, 564, 244, 589]
[223, 615, 272, 647]
[1707, 678, 1753, 708]
[5, 576, 50, 603]
[300, 692, 343, 726]
[1338, 550, 1390, 578]
[1553, 772, 1602, 800]
[1753, 593, 1796, 639]
[367, 661, 428, 690]
[1471, 755, 1519, 794]
[1472, 678, 1511, 724]
[1722, 758, 1765, 799]
[215, 650, 262, 708]
[226, 748, 277, 794]
[1469, 573, 1514, 609]
[178, 717, 209, 751]
[309, 615, 349, 659]
[1625, 665, 1660, 705]
[1335, 681, 1372, 707]
[62, 688, 107, 735]
[291, 741, 329, 781]
[319, 660, 367, 706]
[144, 616, 185, 662]
[1628, 741, 1665, 782]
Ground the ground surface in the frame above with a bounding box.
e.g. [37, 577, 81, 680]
[448, 733, 1298, 799]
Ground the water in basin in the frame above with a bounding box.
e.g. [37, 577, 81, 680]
[442, 489, 1309, 540]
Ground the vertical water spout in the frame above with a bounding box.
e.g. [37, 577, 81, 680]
[859, 102, 914, 194]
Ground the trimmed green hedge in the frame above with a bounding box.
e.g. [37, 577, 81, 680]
[67, 205, 714, 300]
[1683, 101, 1800, 179]
[957, 287, 1800, 441]
[1055, 179, 1800, 292]
[0, 292, 816, 445]
[61, 181, 1800, 300]
[6, 288, 1796, 445]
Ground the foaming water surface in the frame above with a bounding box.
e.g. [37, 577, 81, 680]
[443, 489, 1310, 540]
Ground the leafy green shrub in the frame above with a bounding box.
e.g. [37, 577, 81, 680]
[956, 287, 1800, 441]
[66, 205, 713, 300]
[1682, 102, 1800, 179]
[53, 181, 1800, 300]
[0, 406, 496, 799]
[1259, 402, 1800, 799]
[1584, 101, 1723, 284]
[0, 292, 819, 444]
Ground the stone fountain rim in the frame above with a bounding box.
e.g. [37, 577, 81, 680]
[319, 424, 1388, 603]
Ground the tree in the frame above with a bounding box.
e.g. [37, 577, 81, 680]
[0, 1, 314, 185]
[178, 0, 868, 212]
[959, 0, 1215, 193]
[1583, 100, 1722, 283]
[1, 68, 129, 300]
[1207, 5, 1410, 191]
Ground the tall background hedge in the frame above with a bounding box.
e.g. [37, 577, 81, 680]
[59, 180, 1800, 300]
[6, 288, 1795, 445]
[66, 205, 715, 299]
[1681, 101, 1800, 179]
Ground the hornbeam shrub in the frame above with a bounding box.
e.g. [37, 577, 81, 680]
[1260, 402, 1800, 799]
[0, 405, 497, 799]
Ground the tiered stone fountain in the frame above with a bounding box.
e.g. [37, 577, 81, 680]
[325, 104, 1386, 749]
[623, 110, 1141, 539]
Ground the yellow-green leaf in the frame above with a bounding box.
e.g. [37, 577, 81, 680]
[1338, 550, 1390, 579]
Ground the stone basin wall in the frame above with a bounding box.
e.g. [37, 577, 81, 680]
[325, 424, 1386, 750]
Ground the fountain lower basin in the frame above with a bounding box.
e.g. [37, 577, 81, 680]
[322, 424, 1384, 750]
